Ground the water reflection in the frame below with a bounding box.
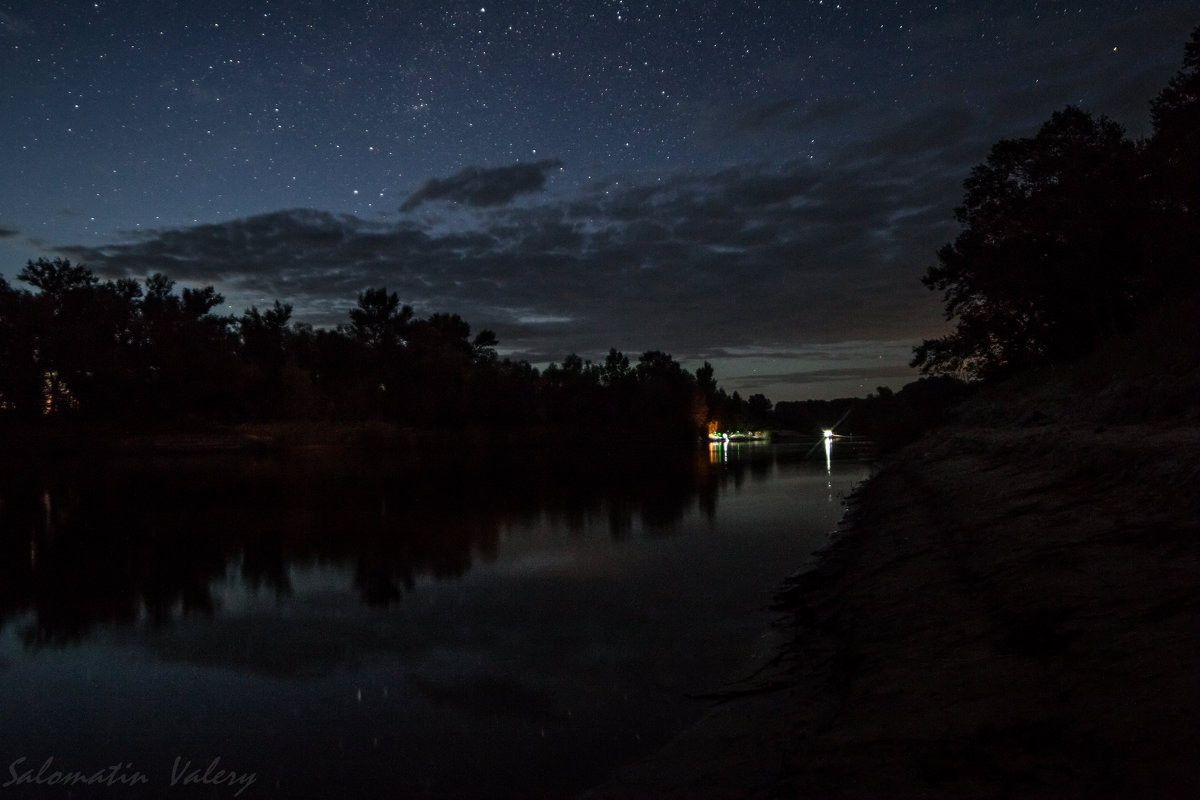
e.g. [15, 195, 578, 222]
[0, 441, 871, 799]
[1, 439, 872, 648]
[4, 443, 844, 646]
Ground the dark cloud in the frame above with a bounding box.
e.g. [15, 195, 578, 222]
[60, 156, 948, 386]
[400, 160, 565, 211]
[0, 227, 19, 239]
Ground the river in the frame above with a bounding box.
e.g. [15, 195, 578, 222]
[0, 438, 871, 799]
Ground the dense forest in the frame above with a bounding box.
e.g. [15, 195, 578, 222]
[2, 27, 1196, 445]
[0, 264, 767, 441]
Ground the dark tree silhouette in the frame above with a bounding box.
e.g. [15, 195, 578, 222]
[912, 107, 1140, 378]
[299, 325, 377, 420]
[342, 287, 414, 417]
[471, 328, 499, 364]
[1145, 25, 1200, 291]
[599, 348, 632, 387]
[404, 312, 478, 425]
[349, 287, 412, 349]
[633, 350, 708, 440]
[746, 393, 773, 427]
[136, 272, 238, 419]
[16, 257, 98, 307]
[6, 259, 148, 417]
[238, 301, 294, 419]
[1149, 25, 1200, 194]
[541, 352, 600, 426]
[0, 275, 41, 415]
[0, 262, 246, 421]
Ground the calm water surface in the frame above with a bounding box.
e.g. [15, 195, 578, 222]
[0, 440, 871, 799]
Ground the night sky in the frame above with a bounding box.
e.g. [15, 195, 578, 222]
[2, 1, 1195, 401]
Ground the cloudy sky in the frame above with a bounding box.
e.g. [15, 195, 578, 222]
[1, 1, 1195, 400]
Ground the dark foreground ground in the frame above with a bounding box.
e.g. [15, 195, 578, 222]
[584, 389, 1200, 797]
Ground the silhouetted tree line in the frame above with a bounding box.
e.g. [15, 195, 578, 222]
[0, 263, 754, 441]
[913, 27, 1200, 380]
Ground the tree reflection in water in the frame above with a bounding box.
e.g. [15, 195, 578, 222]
[0, 442, 771, 646]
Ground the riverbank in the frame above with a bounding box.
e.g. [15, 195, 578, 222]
[584, 396, 1200, 796]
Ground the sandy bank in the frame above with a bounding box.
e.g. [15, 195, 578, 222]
[584, 416, 1200, 798]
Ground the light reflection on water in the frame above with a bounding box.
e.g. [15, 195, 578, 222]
[0, 442, 870, 799]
